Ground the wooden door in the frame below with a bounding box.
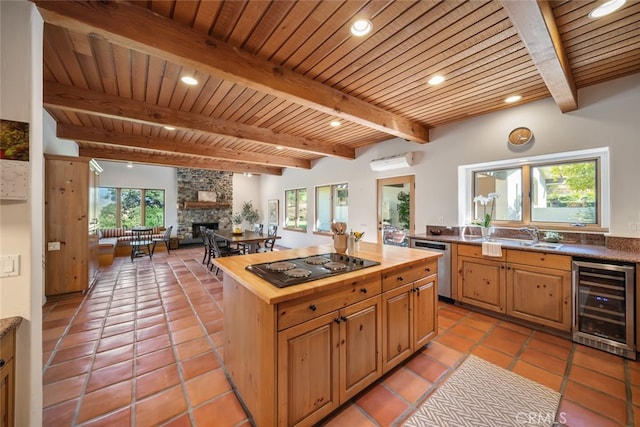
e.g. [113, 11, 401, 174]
[277, 312, 339, 427]
[0, 358, 14, 427]
[381, 283, 413, 373]
[45, 155, 90, 296]
[413, 276, 438, 349]
[507, 264, 572, 331]
[339, 296, 382, 402]
[458, 256, 506, 313]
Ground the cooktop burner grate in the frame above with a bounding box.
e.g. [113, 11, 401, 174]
[245, 253, 380, 288]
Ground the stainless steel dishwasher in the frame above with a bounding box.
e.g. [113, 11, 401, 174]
[410, 239, 451, 300]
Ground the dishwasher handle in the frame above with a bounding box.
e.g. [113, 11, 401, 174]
[413, 241, 447, 251]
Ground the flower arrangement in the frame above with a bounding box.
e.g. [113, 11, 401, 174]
[472, 192, 500, 228]
[240, 201, 260, 224]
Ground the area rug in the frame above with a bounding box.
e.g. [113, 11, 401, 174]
[403, 355, 561, 427]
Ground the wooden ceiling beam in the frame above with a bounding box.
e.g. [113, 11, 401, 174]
[501, 0, 578, 112]
[45, 82, 354, 160]
[57, 124, 311, 169]
[78, 147, 283, 176]
[34, 0, 431, 143]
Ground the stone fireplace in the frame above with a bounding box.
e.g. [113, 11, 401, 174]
[192, 222, 219, 241]
[176, 168, 233, 244]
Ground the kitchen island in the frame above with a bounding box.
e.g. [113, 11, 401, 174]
[213, 242, 441, 426]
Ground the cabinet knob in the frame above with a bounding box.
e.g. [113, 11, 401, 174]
[334, 317, 342, 324]
[360, 288, 368, 294]
[425, 267, 431, 272]
[397, 276, 404, 282]
[0, 359, 4, 368]
[340, 316, 348, 322]
[309, 304, 317, 311]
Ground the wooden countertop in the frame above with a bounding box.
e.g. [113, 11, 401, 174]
[0, 316, 22, 339]
[212, 242, 442, 305]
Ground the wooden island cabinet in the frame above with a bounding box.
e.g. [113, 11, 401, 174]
[213, 243, 440, 427]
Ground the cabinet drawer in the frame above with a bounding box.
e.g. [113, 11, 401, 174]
[457, 243, 507, 261]
[277, 275, 382, 331]
[507, 250, 571, 271]
[0, 328, 15, 361]
[382, 260, 437, 291]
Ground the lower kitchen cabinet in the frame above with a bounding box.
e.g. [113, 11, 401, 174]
[1, 328, 16, 427]
[456, 244, 572, 331]
[507, 251, 572, 331]
[277, 296, 381, 426]
[457, 246, 507, 313]
[382, 274, 437, 373]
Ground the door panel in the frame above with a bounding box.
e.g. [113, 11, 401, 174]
[377, 175, 414, 246]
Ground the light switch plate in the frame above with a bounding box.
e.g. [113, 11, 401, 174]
[48, 241, 61, 251]
[0, 254, 20, 277]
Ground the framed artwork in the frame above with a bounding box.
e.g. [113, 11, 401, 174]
[1, 119, 30, 200]
[268, 199, 279, 225]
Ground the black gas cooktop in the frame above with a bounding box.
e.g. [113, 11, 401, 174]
[245, 253, 380, 288]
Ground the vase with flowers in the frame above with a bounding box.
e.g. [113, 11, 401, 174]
[472, 192, 500, 240]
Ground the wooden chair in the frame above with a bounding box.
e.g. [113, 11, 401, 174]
[239, 224, 264, 254]
[207, 230, 243, 274]
[257, 225, 278, 253]
[130, 228, 154, 261]
[152, 225, 173, 255]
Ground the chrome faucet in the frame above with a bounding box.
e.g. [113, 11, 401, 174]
[520, 226, 539, 244]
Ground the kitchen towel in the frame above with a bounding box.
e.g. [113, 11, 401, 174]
[482, 241, 502, 257]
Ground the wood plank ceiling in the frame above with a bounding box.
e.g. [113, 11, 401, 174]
[35, 0, 640, 175]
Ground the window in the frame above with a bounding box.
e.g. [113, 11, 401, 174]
[98, 187, 165, 228]
[285, 188, 307, 231]
[461, 148, 608, 231]
[315, 183, 348, 233]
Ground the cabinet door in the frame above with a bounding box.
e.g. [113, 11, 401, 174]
[340, 297, 382, 402]
[0, 358, 14, 427]
[458, 256, 506, 313]
[507, 264, 571, 331]
[278, 312, 340, 427]
[413, 276, 437, 349]
[382, 283, 413, 373]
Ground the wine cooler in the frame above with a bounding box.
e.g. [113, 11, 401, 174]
[572, 259, 636, 359]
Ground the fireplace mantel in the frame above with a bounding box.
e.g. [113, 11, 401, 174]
[183, 201, 231, 209]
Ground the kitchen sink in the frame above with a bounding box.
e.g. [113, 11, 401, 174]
[471, 237, 563, 249]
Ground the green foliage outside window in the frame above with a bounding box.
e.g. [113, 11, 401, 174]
[98, 187, 165, 228]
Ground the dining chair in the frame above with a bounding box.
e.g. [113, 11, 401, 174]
[152, 225, 173, 255]
[200, 225, 213, 265]
[130, 228, 154, 261]
[257, 225, 278, 253]
[207, 230, 243, 274]
[238, 223, 264, 254]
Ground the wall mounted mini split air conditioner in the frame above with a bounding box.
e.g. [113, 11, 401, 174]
[369, 152, 414, 172]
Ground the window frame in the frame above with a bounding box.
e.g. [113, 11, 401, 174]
[459, 148, 609, 232]
[314, 183, 348, 235]
[284, 187, 308, 232]
[98, 187, 166, 228]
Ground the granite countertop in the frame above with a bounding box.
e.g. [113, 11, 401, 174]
[409, 232, 640, 263]
[0, 316, 22, 339]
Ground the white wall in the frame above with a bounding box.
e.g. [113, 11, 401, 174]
[0, 1, 43, 425]
[261, 73, 640, 248]
[232, 173, 263, 220]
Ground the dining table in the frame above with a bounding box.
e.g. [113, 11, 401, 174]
[213, 229, 281, 254]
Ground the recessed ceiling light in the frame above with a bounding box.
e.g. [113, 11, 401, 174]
[505, 95, 522, 103]
[330, 120, 341, 127]
[428, 75, 446, 86]
[276, 146, 283, 150]
[351, 19, 372, 36]
[589, 0, 626, 18]
[164, 126, 175, 131]
[127, 161, 133, 168]
[181, 76, 198, 86]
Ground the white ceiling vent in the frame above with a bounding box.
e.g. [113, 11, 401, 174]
[369, 152, 414, 172]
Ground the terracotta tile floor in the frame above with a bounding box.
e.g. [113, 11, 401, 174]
[42, 246, 637, 426]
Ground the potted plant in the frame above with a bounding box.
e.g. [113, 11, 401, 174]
[230, 212, 244, 233]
